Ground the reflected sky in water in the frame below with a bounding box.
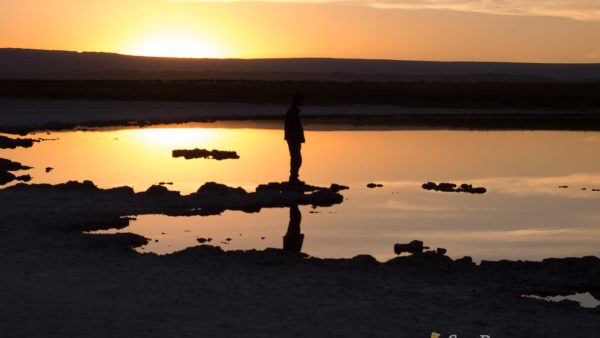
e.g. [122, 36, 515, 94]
[2, 123, 600, 261]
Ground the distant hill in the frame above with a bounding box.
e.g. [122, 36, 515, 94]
[1, 48, 600, 81]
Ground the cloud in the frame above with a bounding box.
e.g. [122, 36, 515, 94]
[166, 0, 600, 22]
[369, 0, 600, 21]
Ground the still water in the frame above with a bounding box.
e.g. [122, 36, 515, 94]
[2, 122, 600, 261]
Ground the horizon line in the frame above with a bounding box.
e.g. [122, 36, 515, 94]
[3, 47, 600, 66]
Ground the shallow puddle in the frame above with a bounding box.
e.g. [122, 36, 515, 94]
[3, 122, 600, 260]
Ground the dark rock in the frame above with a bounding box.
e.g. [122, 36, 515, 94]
[172, 148, 239, 160]
[367, 183, 383, 188]
[74, 216, 134, 231]
[55, 180, 98, 192]
[0, 158, 32, 185]
[16, 175, 32, 182]
[422, 182, 437, 190]
[197, 237, 211, 244]
[0, 135, 35, 149]
[256, 181, 317, 193]
[0, 171, 16, 185]
[329, 183, 349, 192]
[171, 245, 224, 258]
[436, 248, 447, 255]
[422, 181, 486, 194]
[394, 240, 429, 255]
[455, 256, 475, 266]
[84, 232, 149, 250]
[4, 180, 344, 219]
[351, 254, 379, 265]
[195, 182, 247, 196]
[228, 248, 309, 265]
[558, 185, 568, 188]
[45, 167, 53, 173]
[387, 250, 453, 266]
[144, 185, 181, 198]
[107, 186, 136, 195]
[0, 158, 31, 172]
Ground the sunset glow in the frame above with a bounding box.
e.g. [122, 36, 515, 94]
[125, 34, 223, 58]
[2, 0, 600, 62]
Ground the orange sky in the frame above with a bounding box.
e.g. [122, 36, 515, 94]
[2, 0, 600, 62]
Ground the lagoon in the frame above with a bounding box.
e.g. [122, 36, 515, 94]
[3, 122, 600, 261]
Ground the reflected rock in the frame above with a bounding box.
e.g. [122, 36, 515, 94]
[367, 183, 383, 188]
[0, 158, 31, 172]
[0, 158, 32, 185]
[74, 216, 134, 232]
[422, 182, 486, 194]
[0, 171, 16, 185]
[172, 148, 239, 160]
[45, 167, 54, 173]
[83, 232, 149, 251]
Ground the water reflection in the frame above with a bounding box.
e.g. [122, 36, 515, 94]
[283, 205, 304, 253]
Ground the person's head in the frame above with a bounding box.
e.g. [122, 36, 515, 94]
[292, 91, 304, 107]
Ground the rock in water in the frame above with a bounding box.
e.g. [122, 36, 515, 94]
[422, 182, 486, 194]
[0, 135, 35, 149]
[172, 149, 240, 160]
[394, 240, 429, 255]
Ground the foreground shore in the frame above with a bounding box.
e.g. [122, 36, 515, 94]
[1, 177, 599, 337]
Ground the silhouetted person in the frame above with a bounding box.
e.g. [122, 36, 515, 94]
[283, 205, 304, 253]
[284, 91, 305, 185]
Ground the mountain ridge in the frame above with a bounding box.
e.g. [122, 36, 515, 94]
[2, 48, 600, 81]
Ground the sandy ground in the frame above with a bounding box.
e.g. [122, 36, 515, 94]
[1, 109, 600, 337]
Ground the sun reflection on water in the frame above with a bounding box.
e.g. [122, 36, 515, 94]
[131, 127, 224, 149]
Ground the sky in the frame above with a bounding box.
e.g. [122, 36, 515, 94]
[1, 0, 600, 62]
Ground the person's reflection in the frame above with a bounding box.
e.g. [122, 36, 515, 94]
[283, 205, 304, 253]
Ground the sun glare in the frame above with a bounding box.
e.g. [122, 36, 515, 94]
[131, 128, 223, 149]
[125, 34, 222, 58]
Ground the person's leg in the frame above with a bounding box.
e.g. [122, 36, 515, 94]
[287, 141, 302, 182]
